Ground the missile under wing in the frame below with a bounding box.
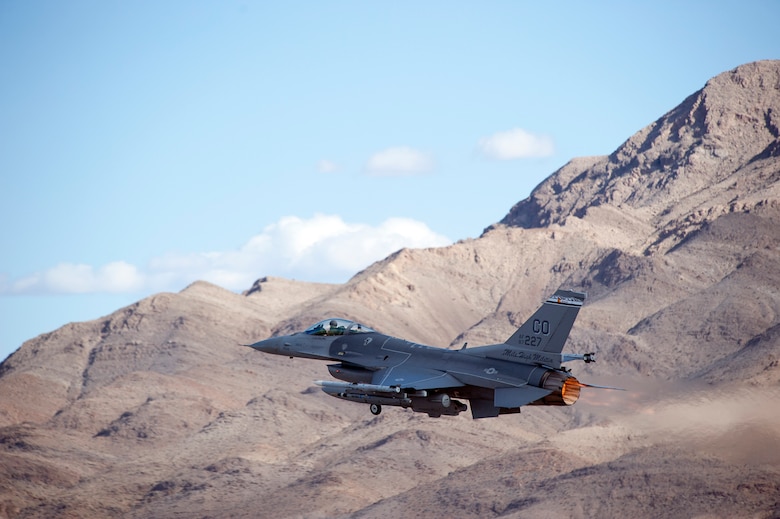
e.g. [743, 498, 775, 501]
[248, 289, 618, 419]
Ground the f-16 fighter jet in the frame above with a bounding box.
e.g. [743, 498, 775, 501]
[249, 289, 616, 419]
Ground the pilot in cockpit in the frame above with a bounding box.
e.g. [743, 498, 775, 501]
[328, 320, 346, 335]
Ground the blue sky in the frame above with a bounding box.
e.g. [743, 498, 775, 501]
[1, 1, 778, 361]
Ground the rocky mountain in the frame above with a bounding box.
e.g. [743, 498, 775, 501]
[1, 61, 779, 518]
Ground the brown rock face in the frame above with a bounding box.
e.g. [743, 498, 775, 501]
[501, 60, 780, 254]
[1, 61, 779, 519]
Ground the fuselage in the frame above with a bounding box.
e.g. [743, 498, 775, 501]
[250, 326, 580, 405]
[249, 293, 596, 419]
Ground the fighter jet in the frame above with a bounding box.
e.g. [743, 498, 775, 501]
[249, 289, 615, 419]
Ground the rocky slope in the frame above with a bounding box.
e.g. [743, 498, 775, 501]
[0, 61, 779, 518]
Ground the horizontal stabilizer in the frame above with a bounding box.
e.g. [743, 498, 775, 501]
[494, 386, 552, 408]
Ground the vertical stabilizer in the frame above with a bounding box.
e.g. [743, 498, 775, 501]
[504, 289, 586, 355]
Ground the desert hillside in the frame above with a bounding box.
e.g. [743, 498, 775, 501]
[1, 60, 779, 519]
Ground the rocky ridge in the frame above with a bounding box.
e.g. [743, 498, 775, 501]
[0, 61, 779, 518]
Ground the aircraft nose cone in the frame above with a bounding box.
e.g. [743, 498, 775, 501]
[248, 336, 287, 354]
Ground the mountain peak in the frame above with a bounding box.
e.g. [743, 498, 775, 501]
[499, 60, 780, 253]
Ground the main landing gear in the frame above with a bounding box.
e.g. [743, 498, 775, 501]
[369, 403, 382, 415]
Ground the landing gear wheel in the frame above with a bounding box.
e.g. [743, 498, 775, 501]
[369, 403, 382, 415]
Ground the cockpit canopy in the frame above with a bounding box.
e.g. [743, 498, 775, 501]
[304, 318, 375, 336]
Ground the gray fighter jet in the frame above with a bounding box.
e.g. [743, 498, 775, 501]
[249, 289, 615, 419]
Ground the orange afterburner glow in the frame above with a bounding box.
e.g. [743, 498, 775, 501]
[539, 371, 582, 406]
[561, 376, 582, 405]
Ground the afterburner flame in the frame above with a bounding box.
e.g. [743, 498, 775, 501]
[539, 371, 581, 406]
[561, 376, 582, 405]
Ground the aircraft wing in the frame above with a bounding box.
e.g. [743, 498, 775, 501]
[372, 366, 465, 390]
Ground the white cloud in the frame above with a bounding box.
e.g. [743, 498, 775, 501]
[3, 215, 451, 295]
[365, 146, 434, 176]
[477, 128, 554, 159]
[317, 159, 339, 173]
[10, 261, 144, 294]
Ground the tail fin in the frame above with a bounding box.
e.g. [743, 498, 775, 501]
[505, 289, 586, 354]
